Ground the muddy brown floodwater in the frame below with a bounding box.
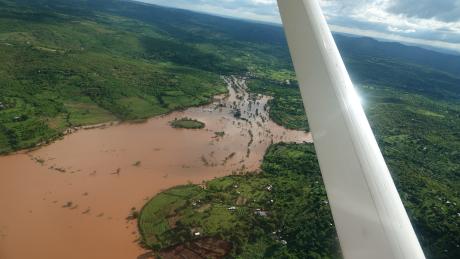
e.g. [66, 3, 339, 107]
[0, 76, 311, 259]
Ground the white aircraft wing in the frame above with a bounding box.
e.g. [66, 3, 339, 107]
[277, 1, 426, 258]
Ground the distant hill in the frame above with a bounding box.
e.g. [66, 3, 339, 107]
[122, 1, 460, 79]
[117, 0, 460, 99]
[118, 1, 460, 78]
[334, 34, 460, 77]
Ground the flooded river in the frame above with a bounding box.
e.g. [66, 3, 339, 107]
[0, 76, 311, 259]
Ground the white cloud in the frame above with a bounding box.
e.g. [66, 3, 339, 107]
[388, 26, 416, 34]
[386, 0, 460, 22]
[320, 0, 460, 52]
[250, 0, 275, 4]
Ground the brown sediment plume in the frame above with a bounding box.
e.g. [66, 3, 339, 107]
[0, 76, 311, 259]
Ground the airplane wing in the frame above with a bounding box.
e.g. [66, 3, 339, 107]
[277, 1, 426, 258]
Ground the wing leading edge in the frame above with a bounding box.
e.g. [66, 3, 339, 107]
[277, 1, 426, 258]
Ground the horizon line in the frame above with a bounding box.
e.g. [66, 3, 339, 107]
[132, 0, 460, 55]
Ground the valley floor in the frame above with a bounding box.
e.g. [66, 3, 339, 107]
[0, 77, 310, 259]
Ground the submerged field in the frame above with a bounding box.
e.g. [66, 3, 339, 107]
[0, 0, 459, 259]
[0, 77, 311, 259]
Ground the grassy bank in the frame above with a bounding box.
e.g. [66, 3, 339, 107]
[139, 143, 341, 258]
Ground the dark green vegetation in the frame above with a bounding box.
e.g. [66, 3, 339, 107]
[139, 143, 340, 258]
[0, 0, 235, 153]
[335, 35, 460, 100]
[361, 85, 460, 259]
[335, 35, 460, 78]
[245, 70, 460, 259]
[248, 78, 309, 131]
[170, 117, 205, 129]
[1, 0, 459, 258]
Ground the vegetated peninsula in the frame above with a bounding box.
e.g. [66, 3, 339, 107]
[139, 143, 340, 258]
[0, 1, 458, 259]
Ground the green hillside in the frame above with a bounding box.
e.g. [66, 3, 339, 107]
[0, 0, 233, 153]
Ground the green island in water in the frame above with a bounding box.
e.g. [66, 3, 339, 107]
[0, 0, 459, 258]
[170, 118, 205, 129]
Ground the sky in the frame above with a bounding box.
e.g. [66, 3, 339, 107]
[136, 0, 460, 53]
